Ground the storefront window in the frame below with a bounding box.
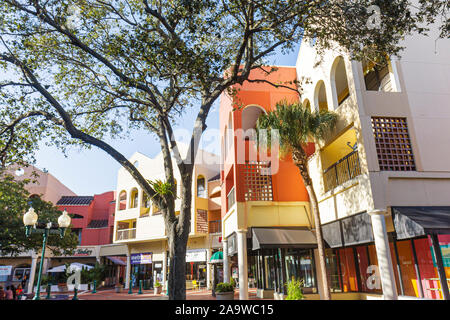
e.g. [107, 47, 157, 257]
[325, 249, 342, 292]
[299, 250, 315, 289]
[186, 262, 206, 283]
[338, 248, 358, 292]
[263, 250, 276, 290]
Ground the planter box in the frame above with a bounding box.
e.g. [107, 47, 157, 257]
[154, 286, 162, 295]
[215, 292, 234, 300]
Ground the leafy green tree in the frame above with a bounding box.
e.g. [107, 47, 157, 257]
[0, 173, 78, 257]
[0, 0, 446, 299]
[256, 101, 337, 300]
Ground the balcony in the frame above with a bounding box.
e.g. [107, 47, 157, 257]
[116, 228, 136, 241]
[227, 187, 236, 211]
[323, 150, 362, 192]
[209, 220, 222, 234]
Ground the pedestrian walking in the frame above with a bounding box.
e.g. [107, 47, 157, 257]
[0, 286, 5, 300]
[10, 284, 16, 300]
[15, 284, 23, 300]
[5, 286, 13, 300]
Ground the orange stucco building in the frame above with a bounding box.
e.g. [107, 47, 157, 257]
[219, 66, 320, 300]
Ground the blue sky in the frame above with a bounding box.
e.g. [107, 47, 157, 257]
[34, 44, 301, 195]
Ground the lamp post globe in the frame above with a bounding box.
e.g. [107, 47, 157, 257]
[58, 209, 71, 228]
[23, 207, 38, 226]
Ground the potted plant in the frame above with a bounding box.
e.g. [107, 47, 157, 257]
[285, 279, 305, 300]
[154, 280, 162, 294]
[215, 282, 234, 300]
[115, 283, 123, 293]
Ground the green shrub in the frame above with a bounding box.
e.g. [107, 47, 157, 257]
[229, 277, 236, 288]
[215, 282, 234, 293]
[285, 279, 304, 300]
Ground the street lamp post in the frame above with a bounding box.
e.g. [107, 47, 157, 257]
[23, 208, 71, 300]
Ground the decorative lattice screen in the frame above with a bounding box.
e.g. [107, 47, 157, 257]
[244, 161, 273, 201]
[371, 117, 416, 171]
[196, 209, 208, 233]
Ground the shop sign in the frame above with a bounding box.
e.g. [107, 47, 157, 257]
[131, 252, 152, 265]
[73, 247, 95, 257]
[186, 249, 206, 262]
[154, 263, 162, 268]
[0, 266, 12, 276]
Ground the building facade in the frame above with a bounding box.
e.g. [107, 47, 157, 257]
[296, 20, 450, 300]
[112, 144, 222, 291]
[219, 66, 322, 300]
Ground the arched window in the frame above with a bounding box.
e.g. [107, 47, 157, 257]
[331, 57, 350, 106]
[314, 81, 328, 112]
[197, 175, 206, 198]
[118, 190, 127, 210]
[362, 58, 394, 92]
[130, 188, 139, 208]
[241, 105, 266, 140]
[141, 191, 151, 209]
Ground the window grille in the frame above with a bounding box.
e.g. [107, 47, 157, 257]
[244, 161, 273, 201]
[371, 117, 415, 171]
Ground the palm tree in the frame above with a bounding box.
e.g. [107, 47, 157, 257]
[256, 100, 337, 300]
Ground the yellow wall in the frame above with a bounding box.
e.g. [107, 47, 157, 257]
[247, 202, 312, 228]
[321, 127, 357, 169]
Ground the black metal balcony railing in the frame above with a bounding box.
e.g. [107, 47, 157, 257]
[227, 187, 236, 211]
[209, 220, 222, 234]
[323, 150, 362, 192]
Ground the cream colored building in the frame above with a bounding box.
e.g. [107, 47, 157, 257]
[112, 143, 222, 290]
[296, 17, 450, 300]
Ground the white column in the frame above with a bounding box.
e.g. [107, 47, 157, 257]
[222, 239, 230, 283]
[237, 230, 248, 300]
[369, 209, 398, 300]
[206, 249, 212, 289]
[27, 251, 38, 294]
[125, 247, 131, 289]
[162, 250, 167, 291]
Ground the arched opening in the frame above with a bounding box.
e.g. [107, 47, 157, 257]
[241, 105, 266, 140]
[118, 190, 127, 211]
[314, 81, 329, 112]
[140, 191, 151, 217]
[302, 99, 311, 112]
[224, 113, 233, 158]
[197, 175, 206, 198]
[331, 57, 350, 107]
[130, 188, 139, 208]
[362, 58, 395, 92]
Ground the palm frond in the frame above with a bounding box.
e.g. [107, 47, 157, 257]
[256, 100, 337, 154]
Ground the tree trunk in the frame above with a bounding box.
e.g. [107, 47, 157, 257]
[166, 173, 193, 300]
[292, 148, 331, 300]
[167, 225, 189, 300]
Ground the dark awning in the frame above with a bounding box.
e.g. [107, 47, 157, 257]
[392, 206, 450, 240]
[322, 212, 374, 248]
[322, 221, 343, 248]
[251, 227, 317, 250]
[341, 212, 374, 246]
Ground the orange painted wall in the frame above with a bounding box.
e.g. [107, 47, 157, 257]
[220, 66, 312, 218]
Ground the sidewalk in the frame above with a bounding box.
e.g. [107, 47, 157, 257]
[40, 287, 266, 300]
